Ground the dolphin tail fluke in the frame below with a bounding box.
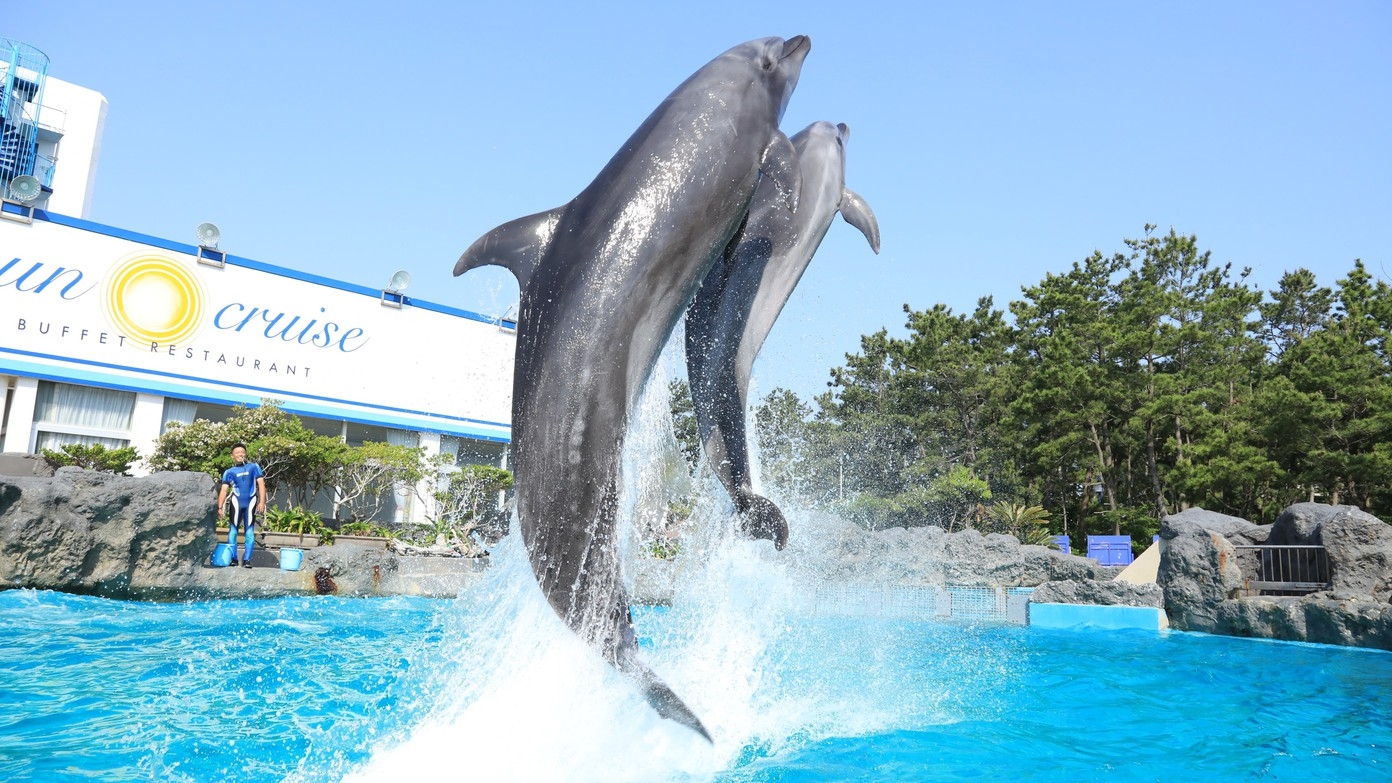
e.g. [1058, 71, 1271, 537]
[453, 206, 567, 291]
[641, 672, 714, 743]
[839, 187, 880, 253]
[618, 650, 713, 743]
[737, 492, 790, 550]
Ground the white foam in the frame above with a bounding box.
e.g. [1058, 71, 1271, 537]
[339, 535, 726, 783]
[339, 338, 939, 781]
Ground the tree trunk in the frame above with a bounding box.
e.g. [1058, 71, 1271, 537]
[1146, 421, 1169, 517]
[1088, 421, 1119, 512]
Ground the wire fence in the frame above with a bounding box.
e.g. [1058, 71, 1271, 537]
[802, 583, 1034, 624]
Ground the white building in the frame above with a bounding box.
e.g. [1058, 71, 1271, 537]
[0, 46, 515, 526]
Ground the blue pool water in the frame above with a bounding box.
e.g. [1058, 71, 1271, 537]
[2, 534, 1390, 783]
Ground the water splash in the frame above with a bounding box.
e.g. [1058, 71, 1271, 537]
[340, 339, 962, 782]
[339, 533, 724, 783]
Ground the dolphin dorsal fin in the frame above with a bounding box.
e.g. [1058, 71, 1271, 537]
[759, 131, 803, 213]
[839, 188, 880, 254]
[453, 206, 567, 292]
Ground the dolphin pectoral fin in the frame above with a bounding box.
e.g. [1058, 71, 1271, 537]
[760, 131, 802, 213]
[453, 206, 566, 292]
[839, 188, 881, 254]
[737, 492, 790, 550]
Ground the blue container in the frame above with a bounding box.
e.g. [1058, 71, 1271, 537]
[1087, 535, 1135, 566]
[211, 543, 233, 568]
[1051, 534, 1071, 554]
[279, 548, 304, 571]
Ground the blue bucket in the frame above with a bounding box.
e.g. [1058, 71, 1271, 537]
[211, 543, 234, 568]
[279, 548, 304, 571]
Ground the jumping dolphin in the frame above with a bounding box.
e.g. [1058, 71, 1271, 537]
[685, 122, 880, 550]
[452, 36, 811, 742]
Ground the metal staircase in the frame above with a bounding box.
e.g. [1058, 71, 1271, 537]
[0, 39, 49, 198]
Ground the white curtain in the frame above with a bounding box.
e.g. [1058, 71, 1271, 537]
[34, 382, 135, 430]
[439, 435, 461, 464]
[161, 398, 198, 432]
[35, 431, 128, 451]
[33, 382, 136, 450]
[384, 429, 418, 448]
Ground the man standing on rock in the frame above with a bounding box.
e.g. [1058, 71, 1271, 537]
[216, 443, 266, 568]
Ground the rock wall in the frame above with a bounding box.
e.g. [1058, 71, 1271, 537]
[1157, 509, 1245, 632]
[784, 513, 1108, 587]
[0, 452, 54, 478]
[1156, 504, 1392, 651]
[0, 469, 490, 600]
[0, 467, 218, 597]
[1271, 503, 1392, 599]
[1032, 579, 1163, 608]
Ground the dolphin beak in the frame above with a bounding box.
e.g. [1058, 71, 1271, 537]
[837, 122, 850, 143]
[781, 35, 811, 65]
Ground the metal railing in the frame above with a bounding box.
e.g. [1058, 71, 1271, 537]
[1233, 545, 1330, 595]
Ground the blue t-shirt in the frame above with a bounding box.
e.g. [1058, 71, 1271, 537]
[221, 462, 264, 504]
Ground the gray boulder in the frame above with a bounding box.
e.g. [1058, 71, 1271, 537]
[1215, 596, 1308, 640]
[1268, 502, 1347, 545]
[1262, 503, 1392, 599]
[1235, 524, 1273, 546]
[793, 514, 1106, 587]
[0, 468, 218, 597]
[1032, 579, 1164, 608]
[1021, 543, 1106, 583]
[1313, 510, 1392, 599]
[0, 452, 54, 478]
[304, 543, 398, 595]
[1157, 512, 1243, 632]
[1301, 594, 1392, 649]
[1165, 507, 1261, 539]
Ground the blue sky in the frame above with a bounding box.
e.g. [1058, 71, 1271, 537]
[9, 1, 1390, 402]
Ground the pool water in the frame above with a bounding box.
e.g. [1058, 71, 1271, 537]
[2, 537, 1389, 783]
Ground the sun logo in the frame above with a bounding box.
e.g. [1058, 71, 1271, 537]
[102, 253, 207, 348]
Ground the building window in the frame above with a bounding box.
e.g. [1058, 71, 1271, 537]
[446, 436, 507, 468]
[161, 397, 198, 432]
[32, 381, 136, 451]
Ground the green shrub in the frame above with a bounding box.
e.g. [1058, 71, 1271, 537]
[338, 521, 394, 538]
[41, 443, 140, 475]
[263, 506, 334, 543]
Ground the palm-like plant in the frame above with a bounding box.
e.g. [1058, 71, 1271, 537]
[983, 502, 1056, 548]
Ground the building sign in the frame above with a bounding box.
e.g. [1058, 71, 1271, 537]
[0, 214, 514, 441]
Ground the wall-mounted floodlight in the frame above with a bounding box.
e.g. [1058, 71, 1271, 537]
[0, 175, 42, 224]
[8, 175, 41, 203]
[196, 222, 221, 248]
[381, 269, 411, 308]
[195, 222, 225, 268]
[497, 302, 518, 334]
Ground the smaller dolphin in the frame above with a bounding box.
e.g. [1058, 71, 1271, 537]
[686, 121, 880, 549]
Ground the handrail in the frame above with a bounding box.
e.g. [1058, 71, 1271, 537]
[1232, 544, 1330, 595]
